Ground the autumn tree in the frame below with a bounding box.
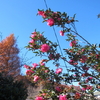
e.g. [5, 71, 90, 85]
[0, 34, 21, 77]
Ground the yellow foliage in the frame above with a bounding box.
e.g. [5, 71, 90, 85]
[0, 34, 20, 77]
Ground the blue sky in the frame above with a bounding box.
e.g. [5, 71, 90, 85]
[0, 0, 100, 76]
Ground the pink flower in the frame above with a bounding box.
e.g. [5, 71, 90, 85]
[96, 54, 99, 58]
[24, 65, 30, 69]
[47, 18, 55, 26]
[32, 32, 37, 34]
[86, 85, 93, 90]
[35, 96, 44, 100]
[81, 73, 89, 77]
[70, 40, 77, 47]
[68, 50, 73, 52]
[85, 79, 89, 83]
[58, 18, 62, 21]
[26, 70, 34, 75]
[53, 12, 58, 14]
[75, 92, 81, 99]
[29, 39, 35, 43]
[45, 70, 49, 73]
[38, 11, 44, 16]
[31, 34, 37, 38]
[59, 95, 67, 100]
[60, 30, 64, 36]
[81, 87, 86, 91]
[68, 60, 74, 65]
[73, 74, 76, 76]
[68, 59, 78, 65]
[33, 75, 39, 82]
[81, 49, 85, 52]
[38, 11, 46, 18]
[40, 63, 45, 66]
[42, 13, 47, 18]
[39, 34, 42, 37]
[55, 86, 61, 92]
[88, 77, 93, 79]
[80, 55, 87, 63]
[29, 44, 33, 47]
[55, 68, 62, 74]
[32, 63, 38, 68]
[40, 44, 50, 52]
[42, 93, 47, 96]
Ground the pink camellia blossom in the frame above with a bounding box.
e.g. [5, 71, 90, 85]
[81, 49, 85, 52]
[60, 30, 64, 36]
[32, 63, 38, 68]
[85, 79, 89, 83]
[31, 34, 37, 38]
[42, 93, 46, 96]
[38, 11, 46, 18]
[40, 62, 45, 66]
[31, 67, 35, 70]
[96, 54, 99, 59]
[33, 75, 39, 82]
[24, 65, 30, 69]
[86, 85, 93, 90]
[68, 59, 74, 65]
[58, 18, 62, 21]
[81, 73, 89, 77]
[45, 70, 49, 73]
[39, 34, 42, 37]
[38, 11, 44, 16]
[68, 59, 78, 65]
[42, 13, 47, 18]
[47, 18, 55, 26]
[75, 92, 81, 99]
[31, 32, 37, 35]
[73, 74, 76, 76]
[55, 86, 61, 92]
[59, 95, 67, 100]
[70, 40, 77, 47]
[80, 55, 87, 63]
[81, 87, 86, 91]
[29, 39, 35, 43]
[40, 44, 50, 52]
[88, 77, 93, 79]
[26, 70, 34, 76]
[55, 68, 62, 74]
[33, 32, 37, 34]
[53, 12, 58, 14]
[29, 44, 33, 47]
[35, 96, 44, 100]
[68, 50, 73, 53]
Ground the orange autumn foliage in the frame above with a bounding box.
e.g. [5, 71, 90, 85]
[0, 34, 21, 77]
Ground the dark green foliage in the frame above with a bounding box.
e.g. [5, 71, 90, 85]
[0, 73, 28, 100]
[97, 14, 100, 18]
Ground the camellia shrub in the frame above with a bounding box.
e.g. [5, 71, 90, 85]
[0, 73, 28, 100]
[24, 8, 100, 100]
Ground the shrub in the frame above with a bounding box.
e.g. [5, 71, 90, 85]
[0, 73, 28, 100]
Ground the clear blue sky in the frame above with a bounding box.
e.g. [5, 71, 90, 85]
[0, 0, 100, 75]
